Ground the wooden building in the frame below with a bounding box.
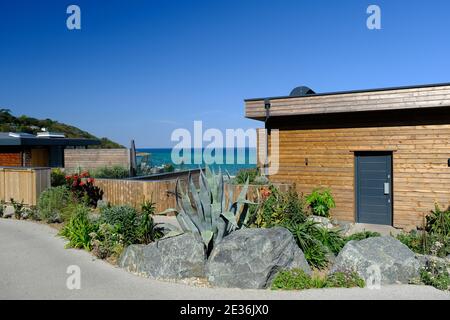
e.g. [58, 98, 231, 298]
[0, 132, 99, 168]
[245, 83, 450, 230]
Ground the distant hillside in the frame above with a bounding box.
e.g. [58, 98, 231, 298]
[0, 109, 124, 149]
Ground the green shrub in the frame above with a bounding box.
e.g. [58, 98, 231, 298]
[253, 175, 269, 185]
[141, 200, 155, 216]
[344, 231, 381, 244]
[271, 269, 365, 290]
[314, 226, 346, 255]
[326, 271, 365, 288]
[65, 173, 103, 208]
[397, 230, 450, 258]
[10, 198, 25, 219]
[51, 168, 66, 187]
[37, 186, 74, 222]
[397, 230, 426, 254]
[418, 259, 450, 291]
[397, 204, 450, 259]
[271, 269, 324, 290]
[138, 201, 163, 244]
[21, 206, 38, 220]
[163, 164, 174, 173]
[248, 186, 306, 228]
[91, 166, 129, 179]
[426, 204, 450, 237]
[90, 223, 124, 260]
[248, 185, 344, 269]
[305, 188, 336, 217]
[59, 202, 86, 223]
[283, 219, 344, 269]
[301, 242, 329, 269]
[59, 205, 97, 250]
[233, 167, 260, 184]
[100, 205, 139, 245]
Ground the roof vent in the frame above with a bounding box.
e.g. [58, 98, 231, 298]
[36, 131, 65, 138]
[289, 86, 316, 97]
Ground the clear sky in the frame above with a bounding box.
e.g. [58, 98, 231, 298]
[1, 0, 450, 147]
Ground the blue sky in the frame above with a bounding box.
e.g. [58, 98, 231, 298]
[1, 0, 450, 147]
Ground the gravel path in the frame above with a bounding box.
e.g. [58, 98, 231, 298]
[0, 218, 449, 300]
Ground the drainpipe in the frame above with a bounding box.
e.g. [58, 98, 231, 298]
[263, 99, 271, 176]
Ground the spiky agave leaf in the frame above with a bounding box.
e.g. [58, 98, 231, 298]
[211, 169, 224, 228]
[215, 217, 227, 243]
[200, 230, 214, 247]
[221, 211, 238, 228]
[199, 169, 212, 230]
[188, 173, 204, 223]
[178, 180, 205, 232]
[176, 211, 198, 233]
[161, 230, 184, 239]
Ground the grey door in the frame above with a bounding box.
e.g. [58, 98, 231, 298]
[355, 152, 392, 225]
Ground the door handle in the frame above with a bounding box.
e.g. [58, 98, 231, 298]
[384, 182, 390, 195]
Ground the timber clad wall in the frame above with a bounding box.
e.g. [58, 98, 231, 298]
[246, 84, 450, 119]
[248, 83, 450, 230]
[64, 149, 130, 172]
[267, 124, 450, 230]
[0, 152, 21, 166]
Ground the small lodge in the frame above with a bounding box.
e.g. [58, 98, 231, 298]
[245, 83, 450, 230]
[0, 132, 100, 168]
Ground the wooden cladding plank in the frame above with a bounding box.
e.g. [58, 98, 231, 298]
[245, 85, 450, 118]
[64, 149, 130, 172]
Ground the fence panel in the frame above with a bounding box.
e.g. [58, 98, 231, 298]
[0, 167, 51, 205]
[95, 178, 292, 213]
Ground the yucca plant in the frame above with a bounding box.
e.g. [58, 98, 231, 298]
[162, 167, 253, 255]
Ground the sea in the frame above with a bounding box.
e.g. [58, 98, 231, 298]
[137, 148, 257, 175]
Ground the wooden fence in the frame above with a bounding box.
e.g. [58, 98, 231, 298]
[0, 167, 51, 206]
[95, 178, 292, 213]
[95, 178, 178, 212]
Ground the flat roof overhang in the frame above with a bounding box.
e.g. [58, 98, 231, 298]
[245, 82, 450, 121]
[0, 137, 101, 147]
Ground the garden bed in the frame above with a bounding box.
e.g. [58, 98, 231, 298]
[1, 167, 448, 292]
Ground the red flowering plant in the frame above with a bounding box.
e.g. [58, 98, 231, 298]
[259, 186, 272, 200]
[65, 171, 104, 207]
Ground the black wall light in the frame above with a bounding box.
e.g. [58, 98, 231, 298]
[448, 159, 450, 167]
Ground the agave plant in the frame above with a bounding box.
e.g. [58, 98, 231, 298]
[162, 167, 253, 254]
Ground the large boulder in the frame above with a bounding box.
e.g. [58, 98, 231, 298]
[118, 232, 206, 279]
[206, 227, 311, 289]
[330, 236, 420, 284]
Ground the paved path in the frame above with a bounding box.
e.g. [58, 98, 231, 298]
[0, 218, 449, 300]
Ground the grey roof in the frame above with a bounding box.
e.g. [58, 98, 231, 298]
[0, 132, 100, 147]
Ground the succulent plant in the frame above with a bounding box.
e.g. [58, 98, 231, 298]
[161, 167, 253, 254]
